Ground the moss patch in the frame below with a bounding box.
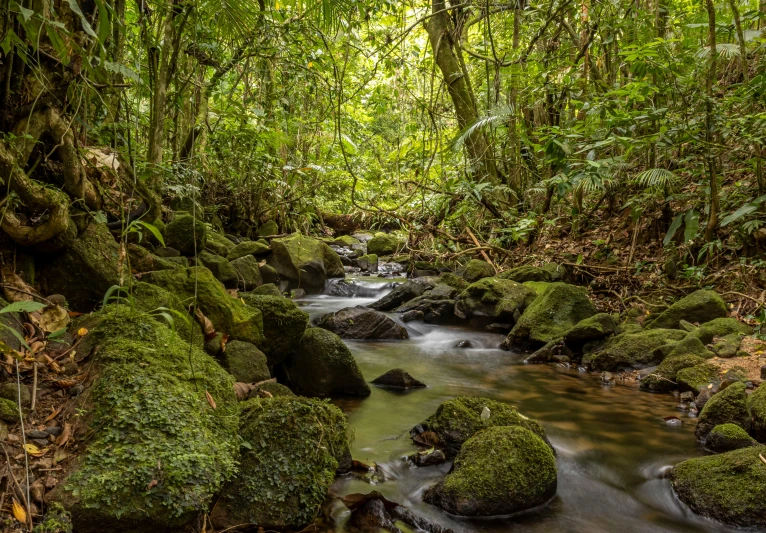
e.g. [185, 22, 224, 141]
[266, 234, 345, 292]
[640, 354, 705, 392]
[498, 265, 552, 283]
[461, 259, 495, 283]
[219, 340, 270, 383]
[687, 317, 753, 344]
[367, 232, 404, 256]
[454, 277, 537, 329]
[164, 214, 207, 256]
[676, 362, 719, 393]
[240, 293, 308, 366]
[226, 240, 271, 261]
[747, 384, 766, 442]
[695, 382, 750, 440]
[583, 329, 687, 371]
[647, 290, 727, 330]
[706, 423, 757, 452]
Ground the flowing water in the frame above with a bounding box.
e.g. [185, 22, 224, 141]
[296, 277, 746, 533]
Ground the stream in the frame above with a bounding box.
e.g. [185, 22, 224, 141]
[297, 277, 743, 533]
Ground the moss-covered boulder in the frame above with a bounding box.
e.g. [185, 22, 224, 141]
[49, 309, 238, 533]
[505, 283, 597, 349]
[127, 244, 180, 273]
[280, 328, 370, 397]
[438, 272, 468, 291]
[498, 265, 552, 283]
[38, 222, 125, 311]
[219, 340, 270, 383]
[226, 240, 271, 261]
[647, 290, 728, 330]
[695, 382, 750, 440]
[230, 255, 263, 291]
[355, 253, 378, 272]
[247, 380, 295, 398]
[368, 277, 436, 311]
[670, 446, 766, 527]
[258, 263, 279, 285]
[240, 293, 308, 366]
[686, 317, 753, 344]
[653, 335, 716, 361]
[676, 362, 720, 393]
[164, 214, 207, 256]
[142, 267, 264, 346]
[582, 329, 687, 371]
[197, 251, 238, 289]
[640, 354, 706, 392]
[0, 382, 30, 406]
[747, 384, 766, 442]
[423, 426, 557, 517]
[0, 397, 20, 422]
[266, 234, 344, 292]
[461, 259, 495, 283]
[706, 423, 757, 452]
[454, 277, 537, 330]
[209, 397, 348, 530]
[257, 220, 279, 237]
[394, 283, 458, 325]
[564, 313, 616, 345]
[367, 232, 404, 256]
[315, 306, 408, 340]
[251, 283, 282, 296]
[411, 396, 551, 458]
[331, 235, 361, 246]
[205, 231, 235, 256]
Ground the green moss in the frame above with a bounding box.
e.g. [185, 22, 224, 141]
[127, 244, 180, 273]
[226, 240, 271, 261]
[497, 265, 552, 283]
[461, 259, 495, 283]
[129, 281, 203, 347]
[164, 214, 207, 256]
[542, 262, 566, 281]
[507, 282, 597, 348]
[695, 382, 750, 440]
[197, 251, 238, 289]
[583, 329, 687, 371]
[647, 290, 728, 330]
[424, 426, 556, 516]
[367, 232, 404, 255]
[747, 384, 766, 442]
[251, 283, 282, 296]
[706, 423, 756, 452]
[522, 281, 551, 295]
[564, 313, 616, 344]
[454, 277, 537, 327]
[640, 354, 706, 392]
[671, 446, 766, 527]
[676, 362, 719, 393]
[415, 396, 550, 457]
[34, 503, 72, 533]
[257, 220, 279, 236]
[438, 272, 468, 291]
[654, 335, 716, 361]
[230, 255, 263, 291]
[0, 397, 20, 422]
[219, 340, 270, 383]
[332, 235, 361, 246]
[250, 381, 295, 397]
[240, 293, 308, 366]
[58, 310, 238, 528]
[266, 234, 345, 291]
[687, 317, 753, 344]
[205, 231, 235, 256]
[210, 397, 348, 529]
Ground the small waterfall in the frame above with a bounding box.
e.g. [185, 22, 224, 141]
[324, 278, 399, 298]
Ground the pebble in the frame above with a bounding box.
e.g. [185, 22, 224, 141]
[679, 391, 694, 402]
[45, 426, 62, 436]
[26, 430, 49, 439]
[675, 403, 689, 412]
[31, 438, 49, 447]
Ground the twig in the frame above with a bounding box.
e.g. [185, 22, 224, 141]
[1, 444, 32, 530]
[721, 291, 765, 307]
[30, 362, 37, 411]
[0, 284, 52, 304]
[465, 227, 497, 273]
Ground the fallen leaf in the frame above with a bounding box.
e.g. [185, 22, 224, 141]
[53, 448, 68, 464]
[44, 405, 63, 423]
[77, 327, 89, 336]
[11, 498, 26, 523]
[220, 334, 229, 353]
[147, 479, 158, 490]
[205, 390, 217, 410]
[55, 423, 72, 447]
[1, 266, 35, 303]
[38, 305, 70, 333]
[233, 382, 255, 401]
[67, 311, 85, 317]
[24, 443, 47, 456]
[411, 430, 441, 447]
[194, 308, 216, 341]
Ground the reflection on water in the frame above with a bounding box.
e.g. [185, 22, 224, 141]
[296, 282, 747, 533]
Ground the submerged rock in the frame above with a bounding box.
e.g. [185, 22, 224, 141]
[315, 306, 408, 340]
[582, 329, 687, 371]
[461, 259, 495, 283]
[646, 290, 728, 330]
[423, 426, 557, 516]
[266, 234, 344, 292]
[670, 445, 766, 527]
[164, 214, 207, 256]
[371, 369, 426, 389]
[454, 277, 537, 330]
[706, 423, 757, 452]
[695, 382, 749, 441]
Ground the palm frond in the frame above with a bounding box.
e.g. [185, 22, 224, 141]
[633, 168, 679, 190]
[695, 43, 741, 60]
[451, 105, 515, 152]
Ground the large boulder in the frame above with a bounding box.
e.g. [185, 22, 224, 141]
[368, 277, 436, 311]
[639, 354, 706, 393]
[461, 259, 495, 283]
[142, 267, 264, 346]
[127, 244, 180, 273]
[197, 251, 238, 289]
[424, 426, 557, 516]
[209, 397, 349, 530]
[367, 232, 404, 256]
[257, 220, 279, 237]
[230, 255, 263, 291]
[49, 310, 238, 533]
[747, 384, 766, 442]
[498, 265, 551, 283]
[315, 306, 408, 340]
[38, 222, 124, 311]
[686, 317, 753, 344]
[205, 231, 236, 256]
[563, 313, 617, 346]
[164, 214, 207, 256]
[706, 423, 757, 452]
[695, 382, 750, 441]
[582, 329, 687, 371]
[240, 293, 308, 366]
[219, 340, 270, 383]
[266, 234, 344, 292]
[647, 290, 728, 330]
[504, 283, 597, 349]
[226, 240, 271, 261]
[394, 284, 458, 324]
[411, 396, 551, 458]
[280, 328, 370, 397]
[670, 446, 766, 528]
[454, 277, 537, 330]
[676, 362, 720, 393]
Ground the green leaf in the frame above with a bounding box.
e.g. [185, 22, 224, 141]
[684, 209, 699, 243]
[663, 213, 683, 246]
[103, 61, 140, 82]
[133, 220, 166, 247]
[720, 194, 766, 227]
[0, 325, 30, 353]
[95, 0, 110, 46]
[65, 0, 98, 39]
[0, 301, 46, 314]
[19, 5, 34, 21]
[48, 328, 67, 339]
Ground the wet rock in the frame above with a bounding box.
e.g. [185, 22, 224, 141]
[197, 251, 238, 289]
[0, 382, 31, 406]
[706, 423, 757, 452]
[368, 277, 436, 311]
[257, 220, 279, 236]
[456, 340, 473, 348]
[747, 383, 766, 442]
[210, 397, 349, 530]
[240, 293, 308, 366]
[409, 448, 447, 467]
[582, 329, 687, 372]
[670, 445, 766, 527]
[230, 255, 263, 291]
[356, 253, 379, 273]
[394, 285, 457, 325]
[455, 277, 537, 330]
[164, 214, 207, 256]
[371, 369, 426, 389]
[219, 340, 270, 383]
[524, 340, 572, 364]
[401, 310, 424, 322]
[280, 328, 371, 398]
[640, 354, 706, 393]
[316, 306, 408, 340]
[226, 240, 271, 261]
[423, 426, 557, 516]
[461, 259, 495, 283]
[505, 283, 597, 350]
[646, 290, 728, 330]
[695, 382, 749, 441]
[498, 265, 552, 283]
[266, 234, 345, 292]
[348, 498, 398, 532]
[367, 233, 404, 256]
[564, 313, 617, 346]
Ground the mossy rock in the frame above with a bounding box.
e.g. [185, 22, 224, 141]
[331, 235, 361, 246]
[205, 231, 236, 256]
[0, 397, 20, 422]
[368, 277, 437, 311]
[687, 317, 753, 344]
[226, 240, 271, 261]
[461, 259, 495, 283]
[251, 283, 282, 296]
[257, 220, 279, 237]
[695, 382, 750, 440]
[164, 214, 207, 256]
[670, 445, 766, 527]
[230, 255, 263, 291]
[708, 333, 743, 358]
[0, 382, 30, 406]
[394, 283, 459, 325]
[582, 329, 687, 372]
[676, 362, 720, 393]
[654, 335, 716, 362]
[164, 256, 189, 268]
[280, 328, 370, 398]
[542, 262, 567, 281]
[747, 384, 766, 442]
[169, 196, 203, 215]
[248, 381, 295, 398]
[50, 309, 238, 533]
[355, 253, 378, 272]
[130, 281, 203, 347]
[219, 340, 270, 383]
[424, 426, 557, 517]
[127, 244, 180, 273]
[438, 272, 468, 291]
[506, 283, 597, 349]
[259, 263, 280, 285]
[0, 296, 25, 351]
[209, 397, 348, 529]
[412, 396, 551, 458]
[454, 277, 537, 330]
[34, 502, 73, 533]
[197, 251, 238, 289]
[266, 234, 344, 292]
[240, 293, 308, 366]
[142, 267, 264, 346]
[498, 265, 552, 283]
[646, 290, 728, 330]
[706, 423, 757, 452]
[564, 313, 616, 345]
[367, 232, 404, 256]
[640, 354, 706, 393]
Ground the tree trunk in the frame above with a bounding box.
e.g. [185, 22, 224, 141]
[727, 0, 748, 83]
[703, 0, 719, 242]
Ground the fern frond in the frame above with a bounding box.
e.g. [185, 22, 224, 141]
[451, 105, 515, 152]
[633, 168, 679, 190]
